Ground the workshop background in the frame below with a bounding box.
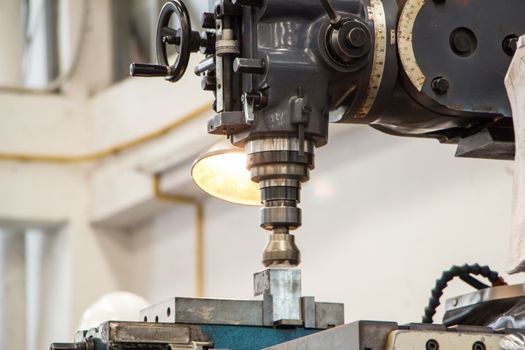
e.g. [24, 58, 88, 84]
[0, 1, 521, 350]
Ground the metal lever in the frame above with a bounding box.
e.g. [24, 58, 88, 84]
[130, 63, 170, 78]
[319, 0, 342, 29]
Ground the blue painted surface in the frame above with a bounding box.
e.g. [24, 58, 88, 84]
[200, 324, 318, 350]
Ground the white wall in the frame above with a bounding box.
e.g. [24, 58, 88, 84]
[0, 0, 22, 85]
[124, 125, 522, 325]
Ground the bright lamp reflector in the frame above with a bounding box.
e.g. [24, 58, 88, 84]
[192, 148, 260, 206]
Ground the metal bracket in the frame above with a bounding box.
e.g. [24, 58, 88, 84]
[241, 91, 262, 124]
[140, 269, 344, 329]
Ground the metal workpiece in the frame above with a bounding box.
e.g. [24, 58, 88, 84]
[254, 269, 302, 325]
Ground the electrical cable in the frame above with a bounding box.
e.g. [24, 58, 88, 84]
[422, 263, 507, 324]
[459, 274, 490, 290]
[0, 0, 88, 94]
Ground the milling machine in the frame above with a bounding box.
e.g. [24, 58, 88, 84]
[51, 0, 525, 349]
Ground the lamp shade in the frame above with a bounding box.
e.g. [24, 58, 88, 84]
[191, 140, 260, 205]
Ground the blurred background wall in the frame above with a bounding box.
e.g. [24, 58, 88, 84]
[0, 1, 520, 350]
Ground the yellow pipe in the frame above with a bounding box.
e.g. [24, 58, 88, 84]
[0, 104, 211, 163]
[0, 102, 210, 295]
[153, 174, 205, 298]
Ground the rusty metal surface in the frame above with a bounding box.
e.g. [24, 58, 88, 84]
[75, 321, 209, 350]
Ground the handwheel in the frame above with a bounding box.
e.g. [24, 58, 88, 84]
[130, 0, 201, 82]
[156, 0, 199, 82]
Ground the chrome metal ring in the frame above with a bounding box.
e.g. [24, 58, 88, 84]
[259, 179, 301, 189]
[251, 164, 310, 181]
[245, 138, 315, 155]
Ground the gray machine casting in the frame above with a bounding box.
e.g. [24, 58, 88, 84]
[131, 0, 525, 267]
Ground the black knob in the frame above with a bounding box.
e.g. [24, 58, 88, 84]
[199, 31, 216, 55]
[50, 343, 77, 350]
[50, 341, 94, 350]
[130, 63, 170, 77]
[201, 12, 216, 29]
[233, 58, 265, 74]
[50, 343, 91, 350]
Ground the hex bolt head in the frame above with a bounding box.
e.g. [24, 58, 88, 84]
[346, 27, 367, 48]
[503, 35, 519, 56]
[431, 77, 450, 95]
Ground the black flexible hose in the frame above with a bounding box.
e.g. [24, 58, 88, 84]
[422, 263, 506, 323]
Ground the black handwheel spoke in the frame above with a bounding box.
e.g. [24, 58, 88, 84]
[156, 0, 193, 82]
[161, 26, 179, 37]
[130, 0, 204, 82]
